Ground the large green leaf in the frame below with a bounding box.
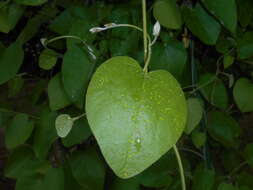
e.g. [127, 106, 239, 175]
[48, 73, 71, 111]
[207, 111, 241, 147]
[62, 45, 94, 108]
[153, 0, 182, 29]
[5, 114, 34, 149]
[149, 41, 187, 80]
[0, 41, 24, 85]
[14, 0, 48, 6]
[0, 3, 24, 33]
[16, 173, 44, 190]
[233, 78, 253, 112]
[43, 167, 65, 190]
[182, 3, 221, 45]
[202, 0, 237, 33]
[86, 56, 187, 178]
[69, 148, 105, 190]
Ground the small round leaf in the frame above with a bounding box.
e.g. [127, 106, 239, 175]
[55, 114, 74, 138]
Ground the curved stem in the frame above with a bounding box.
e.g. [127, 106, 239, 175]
[173, 145, 186, 190]
[142, 0, 148, 62]
[41, 35, 96, 60]
[72, 113, 86, 121]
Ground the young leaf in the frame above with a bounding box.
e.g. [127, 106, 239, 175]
[185, 98, 203, 135]
[86, 56, 187, 178]
[202, 0, 237, 33]
[0, 41, 24, 85]
[207, 111, 241, 147]
[69, 148, 105, 190]
[153, 0, 182, 30]
[62, 45, 94, 108]
[55, 114, 74, 138]
[5, 114, 34, 149]
[223, 55, 234, 69]
[182, 3, 221, 45]
[48, 73, 71, 111]
[39, 49, 58, 70]
[233, 78, 253, 112]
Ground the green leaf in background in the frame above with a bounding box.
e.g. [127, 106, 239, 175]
[207, 111, 241, 147]
[233, 78, 253, 112]
[39, 49, 58, 70]
[43, 167, 65, 190]
[236, 172, 253, 188]
[0, 41, 24, 85]
[15, 167, 63, 190]
[136, 153, 176, 188]
[202, 0, 237, 33]
[70, 148, 105, 190]
[198, 73, 228, 109]
[184, 98, 203, 135]
[182, 3, 221, 45]
[223, 55, 234, 69]
[86, 56, 187, 178]
[16, 173, 44, 190]
[14, 0, 48, 6]
[153, 0, 182, 29]
[237, 0, 253, 27]
[149, 40, 187, 80]
[218, 183, 239, 190]
[62, 45, 94, 108]
[244, 143, 253, 168]
[48, 73, 71, 111]
[33, 110, 58, 159]
[55, 114, 74, 138]
[111, 178, 140, 190]
[62, 117, 91, 147]
[191, 131, 206, 149]
[5, 114, 34, 149]
[4, 145, 50, 179]
[8, 76, 24, 98]
[192, 167, 215, 190]
[0, 3, 24, 33]
[4, 145, 35, 178]
[238, 32, 253, 59]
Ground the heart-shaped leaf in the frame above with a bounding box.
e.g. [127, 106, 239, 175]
[233, 78, 253, 112]
[86, 56, 187, 178]
[153, 0, 182, 30]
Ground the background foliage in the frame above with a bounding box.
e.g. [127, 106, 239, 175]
[0, 0, 253, 189]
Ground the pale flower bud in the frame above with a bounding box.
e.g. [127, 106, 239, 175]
[153, 21, 161, 37]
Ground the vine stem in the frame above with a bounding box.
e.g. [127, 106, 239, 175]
[142, 0, 148, 63]
[173, 145, 186, 190]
